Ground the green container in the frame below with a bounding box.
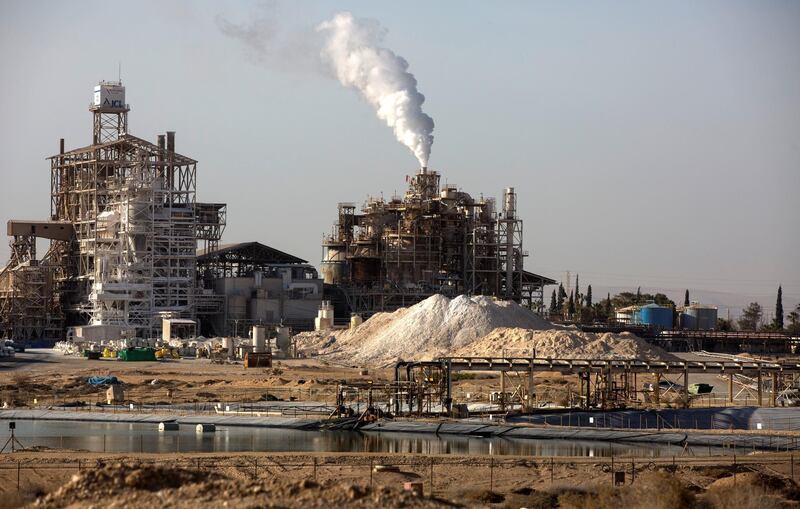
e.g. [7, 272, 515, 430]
[118, 348, 157, 362]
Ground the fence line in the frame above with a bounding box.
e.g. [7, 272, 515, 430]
[0, 454, 795, 495]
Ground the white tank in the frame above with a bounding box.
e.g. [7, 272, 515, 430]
[252, 325, 267, 353]
[319, 300, 334, 320]
[221, 337, 235, 358]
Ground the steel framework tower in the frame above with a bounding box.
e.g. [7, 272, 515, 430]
[49, 82, 198, 336]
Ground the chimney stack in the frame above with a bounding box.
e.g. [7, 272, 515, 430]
[157, 134, 165, 152]
[166, 131, 175, 153]
[59, 138, 65, 155]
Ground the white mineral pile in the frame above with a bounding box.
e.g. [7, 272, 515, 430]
[453, 327, 674, 360]
[297, 294, 553, 366]
[295, 294, 674, 366]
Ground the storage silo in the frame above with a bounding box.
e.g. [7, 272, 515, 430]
[321, 240, 348, 284]
[638, 303, 673, 330]
[681, 305, 718, 330]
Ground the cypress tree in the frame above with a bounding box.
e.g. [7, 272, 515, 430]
[684, 289, 690, 307]
[557, 283, 565, 310]
[549, 290, 557, 313]
[586, 285, 593, 307]
[575, 274, 580, 305]
[606, 292, 612, 317]
[775, 285, 784, 329]
[568, 291, 575, 316]
[636, 287, 642, 303]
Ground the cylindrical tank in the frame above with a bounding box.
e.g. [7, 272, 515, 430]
[321, 242, 348, 284]
[221, 337, 235, 358]
[320, 300, 334, 320]
[350, 313, 363, 329]
[682, 305, 718, 330]
[276, 326, 291, 353]
[252, 325, 266, 353]
[638, 304, 673, 330]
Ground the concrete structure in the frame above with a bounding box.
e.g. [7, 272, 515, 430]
[196, 242, 322, 335]
[162, 318, 197, 343]
[314, 300, 334, 331]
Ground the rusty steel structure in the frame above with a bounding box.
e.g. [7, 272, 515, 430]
[393, 356, 800, 416]
[322, 168, 550, 316]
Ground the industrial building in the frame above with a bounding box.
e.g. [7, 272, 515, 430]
[0, 82, 319, 342]
[321, 168, 554, 319]
[196, 242, 322, 336]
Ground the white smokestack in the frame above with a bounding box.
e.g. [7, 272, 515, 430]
[317, 12, 434, 167]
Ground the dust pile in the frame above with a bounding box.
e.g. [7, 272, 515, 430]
[33, 462, 451, 509]
[295, 295, 672, 366]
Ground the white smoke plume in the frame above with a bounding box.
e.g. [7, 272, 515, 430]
[316, 12, 434, 167]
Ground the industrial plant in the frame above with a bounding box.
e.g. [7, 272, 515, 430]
[0, 82, 322, 342]
[0, 82, 558, 343]
[321, 169, 555, 319]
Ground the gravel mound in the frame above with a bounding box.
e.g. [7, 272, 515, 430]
[33, 463, 453, 508]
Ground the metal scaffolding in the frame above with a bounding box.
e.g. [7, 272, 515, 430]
[322, 168, 550, 316]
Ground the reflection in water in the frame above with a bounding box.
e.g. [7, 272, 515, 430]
[6, 420, 720, 457]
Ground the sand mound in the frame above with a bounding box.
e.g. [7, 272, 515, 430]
[454, 327, 674, 360]
[295, 294, 672, 366]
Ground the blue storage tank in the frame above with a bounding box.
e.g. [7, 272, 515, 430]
[638, 303, 673, 330]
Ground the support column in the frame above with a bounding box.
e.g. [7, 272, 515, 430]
[728, 373, 734, 404]
[500, 370, 505, 412]
[683, 367, 690, 409]
[527, 361, 534, 412]
[582, 371, 592, 410]
[654, 373, 661, 407]
[757, 368, 763, 407]
[772, 372, 778, 407]
[600, 370, 607, 410]
[445, 359, 452, 416]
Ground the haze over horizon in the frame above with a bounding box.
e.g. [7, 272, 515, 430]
[1, 1, 797, 316]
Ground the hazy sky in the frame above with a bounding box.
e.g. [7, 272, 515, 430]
[1, 1, 798, 315]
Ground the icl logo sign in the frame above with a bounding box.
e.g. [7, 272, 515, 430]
[104, 98, 124, 108]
